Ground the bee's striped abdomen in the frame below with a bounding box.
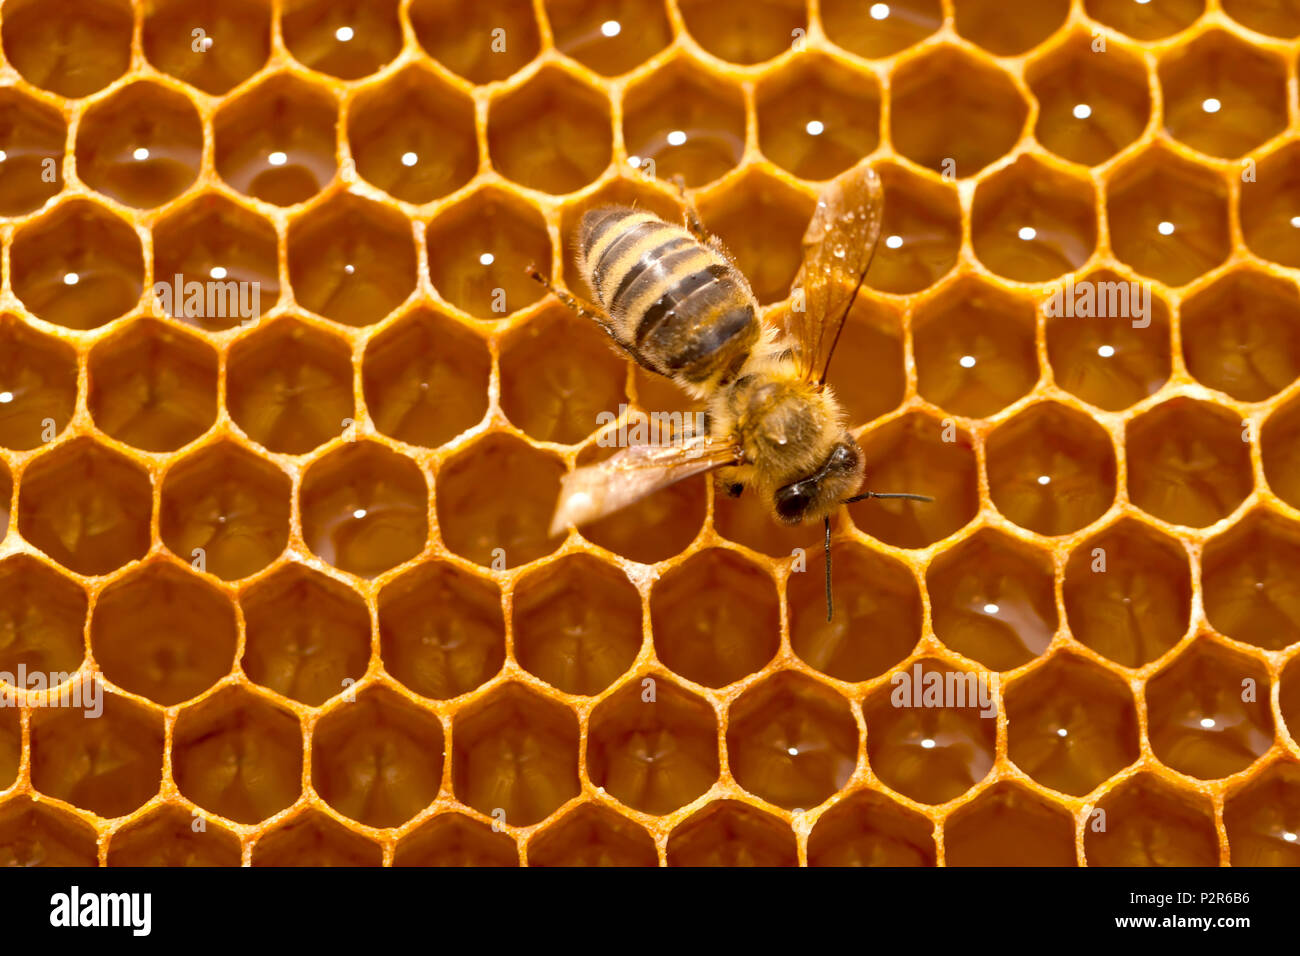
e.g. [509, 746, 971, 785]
[577, 206, 759, 386]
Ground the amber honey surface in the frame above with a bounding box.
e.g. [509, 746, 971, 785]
[0, 0, 1298, 866]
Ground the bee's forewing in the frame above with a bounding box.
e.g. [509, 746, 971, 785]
[549, 435, 740, 536]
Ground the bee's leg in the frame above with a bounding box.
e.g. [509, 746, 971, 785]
[824, 516, 834, 622]
[526, 264, 616, 335]
[670, 174, 714, 244]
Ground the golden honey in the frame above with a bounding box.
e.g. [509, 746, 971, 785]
[0, 0, 1297, 866]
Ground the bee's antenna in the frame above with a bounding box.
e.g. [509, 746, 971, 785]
[844, 491, 934, 504]
[824, 516, 833, 623]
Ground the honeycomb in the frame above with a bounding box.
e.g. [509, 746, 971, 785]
[0, 0, 1298, 867]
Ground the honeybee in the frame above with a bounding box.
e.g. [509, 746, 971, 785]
[528, 160, 930, 620]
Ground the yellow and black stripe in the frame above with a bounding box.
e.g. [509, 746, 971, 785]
[577, 206, 760, 386]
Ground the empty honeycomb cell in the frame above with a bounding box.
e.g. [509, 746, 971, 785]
[1105, 147, 1230, 287]
[1263, 395, 1300, 510]
[91, 562, 237, 706]
[88, 319, 218, 452]
[755, 55, 880, 181]
[666, 800, 797, 866]
[501, 305, 628, 446]
[288, 195, 417, 327]
[865, 165, 961, 295]
[849, 413, 980, 549]
[1224, 761, 1300, 866]
[393, 813, 519, 866]
[106, 806, 241, 867]
[526, 803, 658, 866]
[925, 529, 1058, 672]
[151, 194, 280, 331]
[971, 156, 1098, 282]
[0, 89, 65, 216]
[513, 554, 641, 696]
[1084, 0, 1206, 40]
[545, 0, 672, 76]
[788, 542, 921, 683]
[912, 277, 1039, 419]
[300, 442, 429, 578]
[74, 82, 203, 210]
[727, 672, 858, 811]
[1045, 270, 1172, 411]
[30, 691, 163, 818]
[226, 317, 354, 456]
[1063, 519, 1193, 667]
[426, 187, 550, 319]
[143, 0, 272, 96]
[1223, 0, 1300, 36]
[409, 0, 541, 85]
[213, 74, 338, 207]
[587, 675, 719, 815]
[622, 59, 746, 187]
[10, 199, 143, 330]
[1201, 510, 1300, 651]
[378, 562, 504, 701]
[312, 687, 444, 828]
[1027, 33, 1151, 168]
[363, 308, 490, 449]
[172, 686, 303, 824]
[0, 555, 87, 677]
[487, 67, 612, 195]
[820, 297, 907, 423]
[0, 798, 97, 866]
[944, 783, 1078, 866]
[1158, 30, 1288, 159]
[346, 67, 477, 206]
[807, 790, 936, 866]
[1180, 268, 1300, 403]
[650, 548, 779, 688]
[251, 810, 381, 866]
[241, 564, 371, 706]
[701, 169, 812, 305]
[160, 442, 291, 580]
[889, 47, 1028, 178]
[1, 0, 131, 98]
[986, 402, 1117, 537]
[281, 0, 401, 80]
[714, 486, 820, 558]
[1085, 773, 1219, 865]
[0, 463, 8, 538]
[0, 318, 76, 451]
[18, 438, 151, 576]
[436, 434, 563, 569]
[954, 0, 1071, 56]
[576, 452, 708, 564]
[451, 683, 580, 827]
[1126, 398, 1253, 528]
[1146, 638, 1273, 779]
[863, 660, 997, 805]
[1240, 142, 1300, 268]
[677, 0, 804, 65]
[1005, 652, 1140, 795]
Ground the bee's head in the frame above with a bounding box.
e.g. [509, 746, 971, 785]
[771, 438, 864, 525]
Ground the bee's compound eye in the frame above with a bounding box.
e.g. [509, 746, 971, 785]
[830, 441, 859, 471]
[775, 480, 814, 521]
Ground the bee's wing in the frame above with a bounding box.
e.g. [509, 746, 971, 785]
[550, 434, 741, 536]
[788, 160, 884, 385]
